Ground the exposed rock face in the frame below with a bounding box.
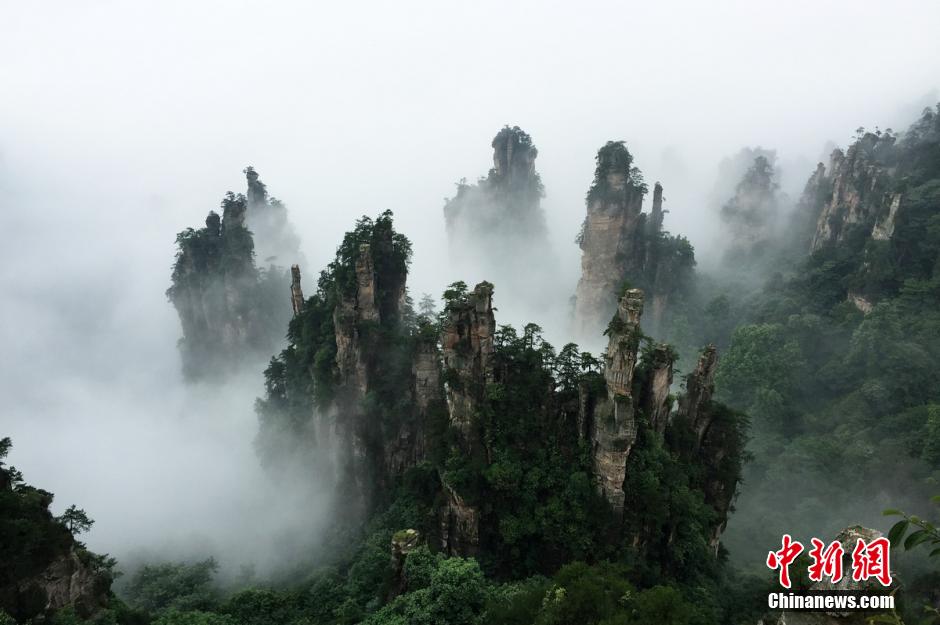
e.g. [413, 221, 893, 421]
[641, 343, 675, 434]
[440, 282, 496, 450]
[383, 332, 442, 475]
[168, 199, 271, 380]
[330, 239, 412, 514]
[15, 548, 110, 618]
[168, 170, 299, 381]
[333, 251, 374, 398]
[384, 332, 442, 477]
[809, 133, 898, 252]
[847, 292, 874, 314]
[677, 345, 719, 447]
[439, 483, 480, 557]
[0, 459, 111, 622]
[573, 143, 648, 340]
[413, 334, 442, 414]
[435, 281, 498, 556]
[290, 264, 304, 316]
[582, 289, 645, 516]
[671, 344, 744, 552]
[390, 529, 421, 598]
[574, 293, 740, 551]
[573, 142, 694, 341]
[649, 181, 665, 233]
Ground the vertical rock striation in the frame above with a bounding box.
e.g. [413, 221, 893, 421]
[440, 282, 495, 450]
[677, 345, 718, 447]
[573, 142, 694, 341]
[290, 264, 304, 316]
[642, 343, 675, 434]
[589, 289, 645, 515]
[168, 169, 300, 381]
[436, 281, 496, 555]
[809, 133, 898, 252]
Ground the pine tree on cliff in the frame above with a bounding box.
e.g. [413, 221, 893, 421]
[0, 439, 113, 621]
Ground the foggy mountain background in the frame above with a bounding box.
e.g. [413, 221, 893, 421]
[2, 0, 939, 576]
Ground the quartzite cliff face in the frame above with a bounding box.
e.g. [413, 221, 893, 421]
[168, 168, 296, 380]
[0, 451, 111, 622]
[795, 111, 940, 312]
[573, 141, 694, 341]
[810, 134, 900, 253]
[584, 289, 644, 514]
[578, 289, 738, 549]
[260, 202, 746, 565]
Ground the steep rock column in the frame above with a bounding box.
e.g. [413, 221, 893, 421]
[573, 142, 649, 340]
[389, 529, 421, 599]
[290, 264, 304, 316]
[590, 289, 644, 516]
[641, 343, 675, 434]
[413, 333, 442, 414]
[383, 331, 442, 476]
[810, 134, 897, 252]
[437, 281, 495, 555]
[440, 282, 495, 449]
[331, 243, 385, 516]
[676, 345, 718, 447]
[671, 344, 744, 553]
[649, 181, 665, 234]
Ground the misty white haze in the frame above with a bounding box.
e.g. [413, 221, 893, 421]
[2, 0, 939, 576]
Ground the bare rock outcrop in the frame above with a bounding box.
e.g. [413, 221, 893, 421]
[580, 289, 645, 516]
[439, 484, 480, 557]
[413, 332, 442, 414]
[435, 281, 498, 556]
[390, 529, 421, 598]
[290, 264, 304, 316]
[440, 282, 496, 450]
[573, 142, 694, 340]
[573, 144, 648, 340]
[168, 169, 300, 381]
[330, 239, 412, 514]
[677, 345, 719, 447]
[14, 548, 110, 618]
[641, 343, 675, 434]
[809, 133, 899, 252]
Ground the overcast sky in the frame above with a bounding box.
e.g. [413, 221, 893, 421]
[2, 0, 939, 570]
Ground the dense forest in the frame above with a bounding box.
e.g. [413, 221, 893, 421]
[4, 104, 940, 625]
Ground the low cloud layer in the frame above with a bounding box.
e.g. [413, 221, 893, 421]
[2, 0, 939, 577]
